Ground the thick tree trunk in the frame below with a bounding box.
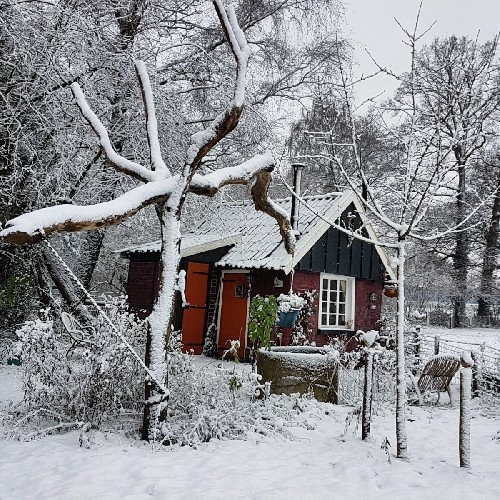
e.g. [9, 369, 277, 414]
[477, 177, 500, 323]
[32, 249, 55, 310]
[41, 247, 94, 325]
[452, 152, 469, 327]
[396, 238, 408, 459]
[142, 200, 184, 440]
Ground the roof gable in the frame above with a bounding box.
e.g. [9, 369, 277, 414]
[205, 192, 354, 273]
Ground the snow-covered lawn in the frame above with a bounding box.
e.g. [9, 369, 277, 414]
[418, 326, 500, 350]
[1, 363, 499, 499]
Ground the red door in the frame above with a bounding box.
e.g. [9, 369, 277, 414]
[218, 272, 248, 359]
[181, 262, 209, 354]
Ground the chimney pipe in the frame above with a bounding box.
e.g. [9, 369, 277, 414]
[290, 163, 305, 232]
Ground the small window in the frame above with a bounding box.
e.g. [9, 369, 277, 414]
[319, 274, 355, 329]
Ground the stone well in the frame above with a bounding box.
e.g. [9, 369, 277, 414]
[256, 346, 339, 403]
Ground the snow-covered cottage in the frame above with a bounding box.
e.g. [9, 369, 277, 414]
[120, 190, 395, 358]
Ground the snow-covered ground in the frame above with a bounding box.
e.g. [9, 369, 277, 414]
[1, 362, 499, 499]
[417, 326, 500, 349]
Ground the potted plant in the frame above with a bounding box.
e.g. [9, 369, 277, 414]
[248, 295, 279, 366]
[277, 292, 306, 327]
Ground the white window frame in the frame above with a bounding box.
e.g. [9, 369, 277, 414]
[319, 273, 355, 330]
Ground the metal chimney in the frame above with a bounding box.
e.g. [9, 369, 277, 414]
[290, 163, 305, 232]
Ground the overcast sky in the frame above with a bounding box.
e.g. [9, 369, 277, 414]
[344, 0, 500, 105]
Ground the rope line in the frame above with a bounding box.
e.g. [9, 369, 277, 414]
[43, 238, 168, 395]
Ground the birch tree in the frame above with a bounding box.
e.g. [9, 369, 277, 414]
[0, 0, 295, 439]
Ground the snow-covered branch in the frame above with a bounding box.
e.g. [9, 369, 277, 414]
[185, 0, 251, 168]
[135, 60, 170, 176]
[0, 152, 294, 253]
[70, 83, 158, 183]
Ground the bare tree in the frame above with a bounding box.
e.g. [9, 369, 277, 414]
[398, 34, 500, 326]
[1, 0, 294, 440]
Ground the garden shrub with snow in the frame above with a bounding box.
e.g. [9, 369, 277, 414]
[7, 303, 146, 436]
[3, 304, 323, 446]
[159, 352, 324, 447]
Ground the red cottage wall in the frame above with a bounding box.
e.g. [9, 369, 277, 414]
[127, 261, 159, 318]
[249, 270, 383, 346]
[354, 279, 384, 332]
[250, 269, 291, 298]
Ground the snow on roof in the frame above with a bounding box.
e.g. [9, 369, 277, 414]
[119, 190, 395, 278]
[197, 191, 354, 274]
[118, 233, 242, 258]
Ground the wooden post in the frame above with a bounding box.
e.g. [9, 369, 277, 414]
[434, 335, 440, 355]
[460, 352, 473, 468]
[362, 350, 374, 440]
[470, 351, 481, 398]
[413, 327, 421, 374]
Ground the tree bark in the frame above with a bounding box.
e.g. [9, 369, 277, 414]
[41, 247, 94, 325]
[477, 175, 500, 323]
[452, 149, 469, 328]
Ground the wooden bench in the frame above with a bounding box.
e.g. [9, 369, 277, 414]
[411, 354, 461, 405]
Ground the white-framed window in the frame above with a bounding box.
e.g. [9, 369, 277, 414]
[319, 273, 355, 329]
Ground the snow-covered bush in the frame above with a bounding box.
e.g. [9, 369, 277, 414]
[11, 302, 146, 434]
[160, 353, 320, 447]
[202, 323, 217, 357]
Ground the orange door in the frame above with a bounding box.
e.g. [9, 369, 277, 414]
[181, 262, 209, 354]
[218, 273, 248, 359]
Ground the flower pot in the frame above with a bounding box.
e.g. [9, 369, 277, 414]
[279, 309, 300, 327]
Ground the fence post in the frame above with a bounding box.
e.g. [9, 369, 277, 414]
[459, 351, 473, 468]
[414, 327, 421, 373]
[470, 351, 481, 398]
[434, 335, 440, 355]
[362, 350, 374, 441]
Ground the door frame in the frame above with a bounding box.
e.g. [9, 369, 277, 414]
[217, 269, 251, 356]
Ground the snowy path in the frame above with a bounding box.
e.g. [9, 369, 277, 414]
[1, 365, 499, 499]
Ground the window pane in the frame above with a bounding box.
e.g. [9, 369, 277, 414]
[320, 275, 353, 329]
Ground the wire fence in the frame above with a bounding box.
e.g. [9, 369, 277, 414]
[337, 351, 396, 408]
[337, 332, 500, 410]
